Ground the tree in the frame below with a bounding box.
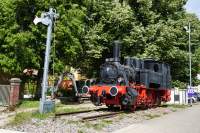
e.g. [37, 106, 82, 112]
[0, 0, 200, 97]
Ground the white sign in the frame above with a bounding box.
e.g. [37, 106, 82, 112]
[187, 89, 194, 94]
[197, 74, 200, 80]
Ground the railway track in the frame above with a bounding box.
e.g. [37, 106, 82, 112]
[55, 108, 123, 122]
[81, 112, 122, 121]
[55, 109, 95, 117]
[55, 108, 110, 117]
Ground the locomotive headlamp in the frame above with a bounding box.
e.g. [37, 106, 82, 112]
[109, 86, 118, 96]
[82, 86, 89, 94]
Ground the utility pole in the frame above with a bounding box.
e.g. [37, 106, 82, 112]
[188, 22, 192, 106]
[33, 8, 59, 113]
[188, 22, 192, 94]
[185, 22, 192, 106]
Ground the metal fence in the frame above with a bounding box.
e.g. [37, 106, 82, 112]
[0, 85, 10, 106]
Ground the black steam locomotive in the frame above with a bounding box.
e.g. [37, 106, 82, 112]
[88, 41, 171, 110]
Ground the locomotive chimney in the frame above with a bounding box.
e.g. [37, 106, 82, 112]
[113, 40, 121, 62]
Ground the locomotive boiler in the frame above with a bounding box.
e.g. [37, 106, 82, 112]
[84, 41, 171, 111]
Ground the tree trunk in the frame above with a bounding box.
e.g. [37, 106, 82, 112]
[34, 69, 43, 100]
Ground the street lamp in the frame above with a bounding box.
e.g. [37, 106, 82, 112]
[33, 8, 59, 113]
[184, 22, 192, 106]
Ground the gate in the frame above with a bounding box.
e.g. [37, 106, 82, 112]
[0, 85, 10, 106]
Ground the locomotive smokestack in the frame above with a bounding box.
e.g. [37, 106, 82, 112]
[113, 40, 121, 62]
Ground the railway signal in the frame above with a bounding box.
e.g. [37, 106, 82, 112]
[33, 8, 59, 113]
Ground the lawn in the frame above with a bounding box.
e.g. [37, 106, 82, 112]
[18, 100, 39, 109]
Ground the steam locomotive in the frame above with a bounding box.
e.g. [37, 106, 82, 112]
[83, 41, 171, 111]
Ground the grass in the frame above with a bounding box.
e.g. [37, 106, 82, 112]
[171, 109, 177, 112]
[18, 100, 90, 113]
[9, 111, 54, 126]
[84, 122, 93, 128]
[102, 119, 113, 124]
[78, 130, 85, 133]
[93, 120, 113, 130]
[55, 103, 65, 108]
[32, 111, 54, 119]
[9, 112, 32, 125]
[55, 104, 91, 114]
[84, 119, 113, 130]
[163, 112, 169, 115]
[55, 107, 82, 113]
[18, 100, 39, 109]
[12, 101, 91, 125]
[67, 120, 79, 124]
[162, 104, 188, 109]
[93, 123, 106, 130]
[144, 114, 161, 120]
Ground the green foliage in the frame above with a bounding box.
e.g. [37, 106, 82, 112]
[172, 80, 186, 90]
[0, 0, 200, 88]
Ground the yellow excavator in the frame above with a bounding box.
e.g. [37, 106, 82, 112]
[54, 72, 95, 103]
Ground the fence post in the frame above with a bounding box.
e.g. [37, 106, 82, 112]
[9, 78, 21, 106]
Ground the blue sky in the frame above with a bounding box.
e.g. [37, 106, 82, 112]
[185, 0, 200, 19]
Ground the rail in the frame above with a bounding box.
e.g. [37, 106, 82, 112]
[81, 112, 122, 121]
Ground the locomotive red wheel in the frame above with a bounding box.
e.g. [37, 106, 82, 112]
[156, 97, 161, 106]
[106, 104, 114, 110]
[123, 103, 137, 112]
[131, 105, 136, 112]
[148, 101, 153, 108]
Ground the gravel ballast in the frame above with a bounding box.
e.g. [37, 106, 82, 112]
[2, 103, 188, 133]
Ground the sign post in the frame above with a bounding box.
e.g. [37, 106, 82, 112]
[187, 86, 194, 106]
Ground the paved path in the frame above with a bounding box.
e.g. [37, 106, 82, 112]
[113, 104, 200, 133]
